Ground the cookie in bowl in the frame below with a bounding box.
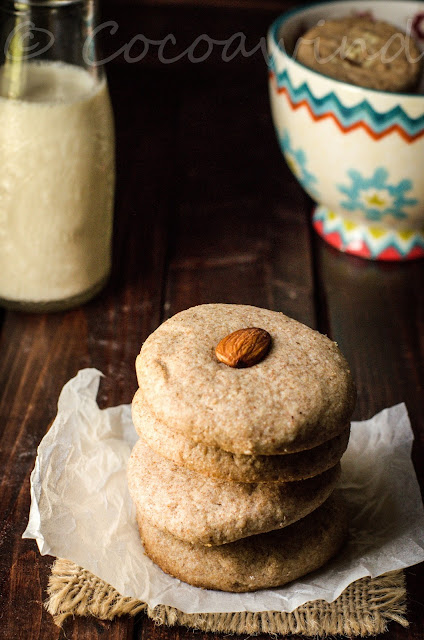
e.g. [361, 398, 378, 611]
[295, 17, 422, 92]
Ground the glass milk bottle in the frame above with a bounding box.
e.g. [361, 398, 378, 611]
[0, 0, 115, 311]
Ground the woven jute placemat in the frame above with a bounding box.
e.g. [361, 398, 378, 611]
[45, 559, 408, 635]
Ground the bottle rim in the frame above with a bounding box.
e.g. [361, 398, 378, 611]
[2, 0, 88, 8]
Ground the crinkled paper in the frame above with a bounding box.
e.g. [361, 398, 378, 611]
[23, 368, 424, 613]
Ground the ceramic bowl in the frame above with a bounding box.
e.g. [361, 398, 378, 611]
[268, 0, 424, 260]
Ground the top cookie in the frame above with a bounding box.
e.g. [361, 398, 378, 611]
[296, 17, 422, 93]
[136, 304, 355, 455]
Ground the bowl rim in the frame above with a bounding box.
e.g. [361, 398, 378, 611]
[268, 0, 424, 101]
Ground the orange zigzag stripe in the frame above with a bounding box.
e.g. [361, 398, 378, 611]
[269, 72, 424, 144]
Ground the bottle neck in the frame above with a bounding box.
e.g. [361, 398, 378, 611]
[0, 0, 103, 82]
[2, 0, 86, 8]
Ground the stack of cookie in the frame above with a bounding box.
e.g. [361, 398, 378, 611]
[128, 304, 356, 592]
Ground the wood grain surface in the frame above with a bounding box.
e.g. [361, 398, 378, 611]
[0, 4, 423, 640]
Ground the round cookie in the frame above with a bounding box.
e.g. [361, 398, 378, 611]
[295, 17, 422, 93]
[132, 388, 350, 482]
[127, 439, 341, 546]
[136, 304, 356, 455]
[137, 494, 348, 592]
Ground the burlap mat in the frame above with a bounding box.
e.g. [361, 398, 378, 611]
[45, 559, 408, 635]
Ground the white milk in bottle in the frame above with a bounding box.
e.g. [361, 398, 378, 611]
[0, 61, 115, 310]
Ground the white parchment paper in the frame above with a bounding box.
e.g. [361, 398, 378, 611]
[23, 368, 424, 613]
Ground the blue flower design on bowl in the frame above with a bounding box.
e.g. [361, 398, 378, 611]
[338, 168, 418, 221]
[279, 130, 319, 199]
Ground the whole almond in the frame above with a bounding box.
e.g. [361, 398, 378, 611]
[215, 327, 272, 368]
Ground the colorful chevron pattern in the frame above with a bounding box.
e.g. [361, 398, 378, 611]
[313, 206, 424, 260]
[268, 65, 424, 143]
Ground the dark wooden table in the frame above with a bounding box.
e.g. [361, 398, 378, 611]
[0, 3, 423, 639]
